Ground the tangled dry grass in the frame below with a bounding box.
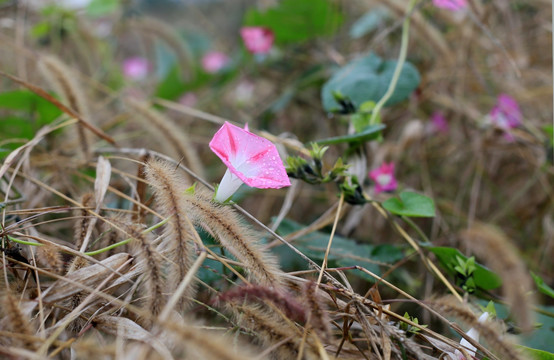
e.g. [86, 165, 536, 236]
[0, 0, 551, 359]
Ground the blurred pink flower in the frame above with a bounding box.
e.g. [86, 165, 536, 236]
[209, 122, 290, 202]
[369, 163, 397, 194]
[201, 51, 230, 73]
[432, 0, 467, 11]
[122, 57, 150, 81]
[490, 94, 522, 130]
[430, 111, 449, 134]
[178, 92, 198, 107]
[240, 27, 274, 55]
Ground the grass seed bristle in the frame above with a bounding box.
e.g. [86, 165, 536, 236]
[185, 189, 284, 289]
[37, 55, 93, 158]
[461, 223, 534, 332]
[127, 224, 166, 325]
[430, 296, 524, 360]
[127, 99, 204, 178]
[144, 159, 196, 308]
[0, 292, 38, 350]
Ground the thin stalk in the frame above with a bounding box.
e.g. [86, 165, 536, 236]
[369, 0, 418, 125]
[84, 217, 171, 256]
[316, 192, 345, 286]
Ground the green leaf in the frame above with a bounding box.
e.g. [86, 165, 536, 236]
[349, 8, 389, 39]
[0, 90, 62, 125]
[479, 301, 497, 318]
[87, 0, 119, 17]
[0, 116, 35, 140]
[30, 22, 51, 38]
[155, 65, 188, 100]
[531, 272, 554, 299]
[426, 246, 502, 290]
[371, 244, 404, 263]
[382, 191, 435, 218]
[518, 346, 554, 360]
[314, 124, 385, 145]
[275, 218, 404, 282]
[321, 52, 420, 112]
[244, 0, 343, 44]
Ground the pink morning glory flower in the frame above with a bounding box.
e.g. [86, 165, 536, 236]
[445, 312, 490, 360]
[240, 27, 274, 55]
[201, 51, 230, 74]
[430, 111, 449, 134]
[122, 57, 150, 81]
[490, 94, 522, 130]
[209, 122, 291, 202]
[432, 0, 467, 11]
[369, 163, 397, 194]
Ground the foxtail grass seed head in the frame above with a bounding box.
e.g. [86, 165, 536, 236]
[145, 159, 196, 308]
[461, 223, 534, 333]
[185, 189, 284, 288]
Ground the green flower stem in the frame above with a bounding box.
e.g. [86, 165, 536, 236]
[369, 0, 418, 125]
[84, 238, 133, 256]
[6, 217, 171, 256]
[7, 236, 43, 247]
[84, 216, 171, 256]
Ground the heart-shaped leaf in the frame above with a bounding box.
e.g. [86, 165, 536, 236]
[382, 191, 435, 218]
[321, 52, 420, 112]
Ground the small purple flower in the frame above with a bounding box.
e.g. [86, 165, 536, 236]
[369, 163, 397, 194]
[240, 27, 274, 55]
[432, 0, 467, 11]
[122, 57, 150, 81]
[430, 111, 449, 134]
[201, 51, 230, 74]
[490, 94, 522, 131]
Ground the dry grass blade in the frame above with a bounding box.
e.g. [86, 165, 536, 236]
[92, 315, 173, 359]
[41, 253, 132, 303]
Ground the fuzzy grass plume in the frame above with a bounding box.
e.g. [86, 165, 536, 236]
[127, 223, 166, 323]
[185, 189, 284, 289]
[461, 223, 534, 333]
[0, 292, 38, 351]
[37, 55, 94, 158]
[126, 98, 204, 178]
[430, 296, 524, 360]
[144, 159, 196, 307]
